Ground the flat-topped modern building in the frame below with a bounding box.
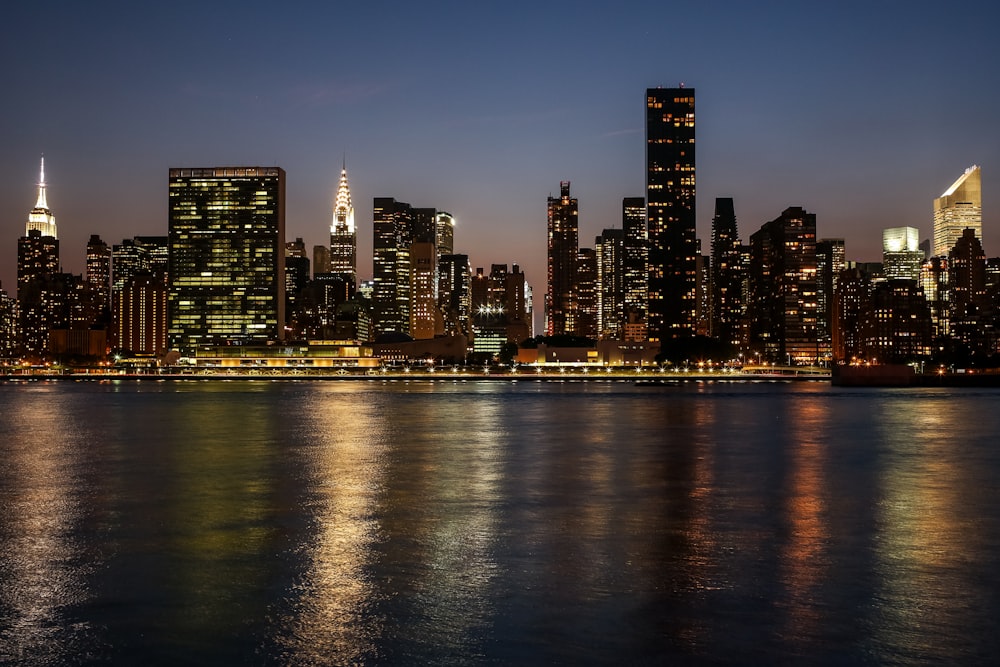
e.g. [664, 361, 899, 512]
[646, 86, 697, 343]
[167, 167, 286, 353]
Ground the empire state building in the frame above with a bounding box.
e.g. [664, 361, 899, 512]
[26, 157, 57, 239]
[330, 162, 356, 285]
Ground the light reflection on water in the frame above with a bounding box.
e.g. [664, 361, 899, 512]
[0, 381, 998, 665]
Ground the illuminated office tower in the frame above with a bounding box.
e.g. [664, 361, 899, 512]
[748, 207, 819, 363]
[646, 86, 696, 342]
[596, 228, 624, 339]
[329, 163, 356, 285]
[933, 166, 981, 257]
[546, 181, 578, 336]
[16, 230, 59, 357]
[436, 212, 455, 256]
[621, 197, 647, 340]
[26, 157, 57, 239]
[167, 167, 285, 352]
[882, 226, 923, 281]
[372, 197, 413, 337]
[711, 198, 745, 348]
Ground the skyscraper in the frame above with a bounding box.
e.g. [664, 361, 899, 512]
[882, 226, 923, 281]
[710, 198, 744, 348]
[576, 247, 598, 340]
[86, 234, 111, 313]
[933, 166, 982, 257]
[546, 181, 578, 336]
[26, 157, 57, 239]
[748, 207, 820, 364]
[816, 238, 845, 360]
[596, 228, 624, 340]
[621, 197, 648, 341]
[167, 167, 286, 352]
[436, 212, 455, 257]
[646, 86, 697, 343]
[372, 197, 413, 337]
[329, 162, 356, 285]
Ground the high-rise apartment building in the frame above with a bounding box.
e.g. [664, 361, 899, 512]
[748, 207, 820, 363]
[622, 197, 647, 339]
[576, 247, 598, 340]
[329, 163, 356, 285]
[438, 254, 471, 337]
[646, 86, 696, 342]
[933, 166, 982, 257]
[949, 228, 988, 351]
[816, 238, 845, 358]
[167, 167, 286, 352]
[546, 181, 578, 336]
[409, 242, 438, 339]
[26, 157, 57, 239]
[86, 235, 111, 313]
[114, 274, 167, 355]
[882, 226, 923, 281]
[710, 198, 744, 348]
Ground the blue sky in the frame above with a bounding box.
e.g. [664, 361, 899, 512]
[2, 1, 998, 296]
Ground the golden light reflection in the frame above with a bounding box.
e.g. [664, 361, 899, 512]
[872, 395, 986, 657]
[0, 387, 90, 663]
[778, 396, 830, 643]
[274, 385, 388, 664]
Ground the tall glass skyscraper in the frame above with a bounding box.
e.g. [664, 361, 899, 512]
[646, 87, 696, 343]
[167, 167, 286, 352]
[882, 226, 923, 281]
[933, 166, 982, 257]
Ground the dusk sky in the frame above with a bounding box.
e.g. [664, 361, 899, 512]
[2, 1, 998, 297]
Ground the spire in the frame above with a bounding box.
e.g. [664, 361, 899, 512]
[26, 155, 57, 238]
[35, 156, 48, 210]
[332, 161, 354, 233]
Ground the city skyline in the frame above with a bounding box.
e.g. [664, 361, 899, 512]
[2, 2, 999, 295]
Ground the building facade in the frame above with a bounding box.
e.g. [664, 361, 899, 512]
[710, 197, 744, 348]
[883, 226, 923, 281]
[372, 197, 413, 337]
[167, 167, 286, 352]
[646, 86, 697, 342]
[621, 197, 647, 339]
[748, 207, 820, 364]
[933, 165, 982, 257]
[546, 181, 578, 336]
[329, 163, 356, 285]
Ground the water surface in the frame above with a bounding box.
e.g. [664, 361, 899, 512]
[1, 379, 998, 665]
